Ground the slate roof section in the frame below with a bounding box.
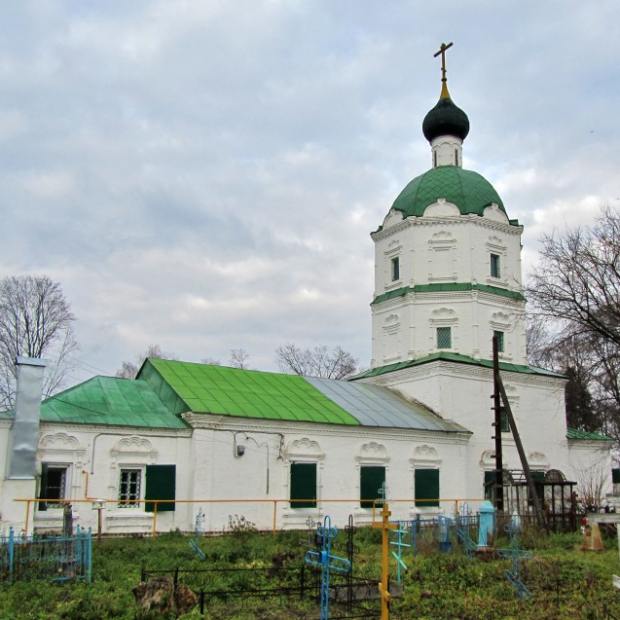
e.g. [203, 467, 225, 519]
[141, 358, 360, 426]
[305, 377, 467, 432]
[40, 376, 188, 429]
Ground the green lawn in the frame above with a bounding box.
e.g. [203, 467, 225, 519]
[1, 528, 620, 619]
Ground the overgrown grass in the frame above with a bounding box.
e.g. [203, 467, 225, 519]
[1, 528, 620, 619]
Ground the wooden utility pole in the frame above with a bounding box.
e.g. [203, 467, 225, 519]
[492, 341, 546, 528]
[492, 335, 504, 512]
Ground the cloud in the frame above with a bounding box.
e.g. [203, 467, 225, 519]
[0, 1, 619, 382]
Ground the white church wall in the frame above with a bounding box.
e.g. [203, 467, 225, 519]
[363, 362, 574, 500]
[186, 416, 471, 531]
[372, 213, 525, 367]
[374, 212, 522, 295]
[567, 441, 613, 502]
[371, 292, 526, 366]
[0, 424, 194, 535]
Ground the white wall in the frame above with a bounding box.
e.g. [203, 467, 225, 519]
[1, 417, 472, 534]
[371, 206, 525, 367]
[363, 361, 577, 499]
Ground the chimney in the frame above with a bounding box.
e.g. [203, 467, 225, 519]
[7, 357, 46, 479]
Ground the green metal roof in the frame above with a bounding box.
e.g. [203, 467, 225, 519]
[391, 166, 508, 220]
[372, 283, 525, 306]
[140, 359, 360, 426]
[350, 352, 565, 381]
[40, 376, 188, 429]
[566, 427, 614, 442]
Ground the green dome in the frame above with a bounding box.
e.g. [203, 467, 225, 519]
[391, 165, 505, 218]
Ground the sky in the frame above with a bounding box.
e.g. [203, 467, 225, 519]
[1, 1, 619, 384]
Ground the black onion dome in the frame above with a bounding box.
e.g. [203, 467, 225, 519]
[422, 96, 470, 142]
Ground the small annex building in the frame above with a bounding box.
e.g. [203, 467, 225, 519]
[0, 57, 614, 534]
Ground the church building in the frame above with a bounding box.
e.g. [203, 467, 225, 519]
[0, 50, 613, 535]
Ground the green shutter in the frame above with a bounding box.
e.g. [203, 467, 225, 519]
[145, 465, 176, 512]
[290, 463, 317, 508]
[360, 466, 386, 508]
[613, 469, 620, 484]
[415, 468, 439, 507]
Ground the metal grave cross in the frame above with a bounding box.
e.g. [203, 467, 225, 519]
[497, 516, 532, 599]
[304, 515, 351, 620]
[390, 522, 411, 584]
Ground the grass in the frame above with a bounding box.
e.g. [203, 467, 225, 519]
[1, 527, 620, 619]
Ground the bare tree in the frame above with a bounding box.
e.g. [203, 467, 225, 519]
[115, 344, 175, 379]
[275, 344, 357, 379]
[0, 275, 77, 409]
[200, 357, 221, 365]
[229, 348, 250, 369]
[528, 208, 620, 348]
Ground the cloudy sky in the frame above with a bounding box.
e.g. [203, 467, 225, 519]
[1, 1, 619, 384]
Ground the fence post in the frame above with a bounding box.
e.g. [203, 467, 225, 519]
[86, 528, 93, 583]
[152, 502, 158, 537]
[300, 563, 305, 600]
[8, 527, 14, 583]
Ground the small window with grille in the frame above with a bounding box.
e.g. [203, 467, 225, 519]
[436, 326, 452, 349]
[119, 469, 141, 507]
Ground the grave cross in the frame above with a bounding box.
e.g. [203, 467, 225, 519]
[497, 516, 532, 599]
[304, 515, 351, 620]
[390, 522, 410, 584]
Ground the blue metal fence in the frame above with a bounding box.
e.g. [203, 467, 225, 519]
[0, 526, 92, 583]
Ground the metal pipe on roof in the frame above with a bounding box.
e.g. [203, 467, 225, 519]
[8, 357, 46, 479]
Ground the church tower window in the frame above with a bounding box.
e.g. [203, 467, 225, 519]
[493, 330, 504, 353]
[390, 257, 400, 281]
[490, 253, 501, 278]
[436, 326, 452, 349]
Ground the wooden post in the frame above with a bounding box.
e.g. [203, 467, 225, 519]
[372, 502, 395, 620]
[496, 374, 546, 527]
[492, 335, 504, 512]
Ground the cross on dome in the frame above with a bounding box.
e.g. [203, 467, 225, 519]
[433, 41, 453, 99]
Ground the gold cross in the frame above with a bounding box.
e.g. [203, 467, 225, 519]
[433, 42, 453, 98]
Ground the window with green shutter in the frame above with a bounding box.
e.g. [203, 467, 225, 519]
[145, 464, 176, 512]
[613, 468, 620, 484]
[483, 470, 495, 500]
[290, 463, 317, 508]
[360, 466, 386, 508]
[415, 468, 439, 507]
[436, 327, 451, 349]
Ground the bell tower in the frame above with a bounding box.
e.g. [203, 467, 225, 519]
[369, 44, 526, 370]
